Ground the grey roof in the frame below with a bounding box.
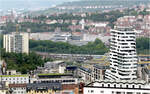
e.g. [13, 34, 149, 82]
[79, 67, 92, 73]
[93, 64, 109, 69]
[27, 82, 62, 91]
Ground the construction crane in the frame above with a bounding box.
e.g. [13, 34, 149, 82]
[16, 24, 19, 33]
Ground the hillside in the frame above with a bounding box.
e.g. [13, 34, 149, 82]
[33, 0, 150, 15]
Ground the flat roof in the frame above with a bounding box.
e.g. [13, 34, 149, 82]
[38, 73, 66, 76]
[84, 86, 150, 91]
[0, 75, 28, 77]
[9, 84, 27, 88]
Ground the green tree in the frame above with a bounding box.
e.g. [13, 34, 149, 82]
[1, 50, 46, 74]
[136, 37, 150, 55]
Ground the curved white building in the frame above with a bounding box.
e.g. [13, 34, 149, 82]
[105, 26, 137, 81]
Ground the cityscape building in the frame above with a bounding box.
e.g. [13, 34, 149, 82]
[105, 26, 138, 80]
[84, 80, 150, 94]
[0, 75, 29, 84]
[3, 32, 29, 54]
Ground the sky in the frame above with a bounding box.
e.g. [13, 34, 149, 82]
[0, 0, 79, 11]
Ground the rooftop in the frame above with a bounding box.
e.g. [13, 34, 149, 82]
[93, 64, 109, 69]
[9, 84, 26, 88]
[88, 80, 147, 85]
[79, 67, 92, 73]
[38, 73, 66, 76]
[114, 26, 134, 31]
[0, 75, 28, 77]
[38, 73, 73, 78]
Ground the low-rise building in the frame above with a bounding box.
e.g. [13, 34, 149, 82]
[34, 61, 65, 74]
[6, 70, 18, 75]
[0, 75, 29, 84]
[35, 73, 78, 85]
[93, 64, 109, 80]
[62, 84, 79, 94]
[27, 82, 61, 94]
[9, 84, 26, 94]
[84, 80, 150, 94]
[78, 67, 92, 82]
[137, 65, 150, 83]
[78, 63, 109, 83]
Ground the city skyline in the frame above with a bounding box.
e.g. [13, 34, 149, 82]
[0, 0, 149, 94]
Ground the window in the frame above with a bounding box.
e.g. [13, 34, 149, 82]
[126, 85, 128, 88]
[120, 85, 122, 88]
[100, 91, 104, 93]
[91, 90, 94, 93]
[116, 92, 121, 94]
[127, 92, 133, 94]
[132, 85, 134, 88]
[114, 84, 116, 87]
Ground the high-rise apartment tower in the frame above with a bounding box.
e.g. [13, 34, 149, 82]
[3, 32, 29, 54]
[105, 26, 137, 81]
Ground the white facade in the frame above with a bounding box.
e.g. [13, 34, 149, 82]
[84, 87, 150, 94]
[3, 34, 14, 53]
[0, 75, 29, 84]
[10, 86, 26, 94]
[37, 77, 78, 85]
[105, 27, 137, 81]
[84, 81, 150, 94]
[3, 32, 29, 54]
[59, 65, 65, 74]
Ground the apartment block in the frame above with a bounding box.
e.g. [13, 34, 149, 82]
[105, 26, 137, 81]
[3, 32, 29, 54]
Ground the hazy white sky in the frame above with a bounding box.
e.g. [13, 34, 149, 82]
[0, 0, 80, 10]
[0, 0, 78, 2]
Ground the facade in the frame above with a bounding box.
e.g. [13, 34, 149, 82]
[26, 82, 79, 94]
[27, 83, 61, 94]
[9, 84, 26, 94]
[3, 32, 29, 54]
[84, 81, 150, 94]
[36, 74, 78, 85]
[105, 26, 137, 81]
[0, 75, 29, 84]
[27, 90, 56, 94]
[0, 82, 9, 94]
[137, 66, 150, 83]
[34, 61, 66, 74]
[78, 67, 93, 82]
[93, 65, 109, 81]
[62, 84, 79, 94]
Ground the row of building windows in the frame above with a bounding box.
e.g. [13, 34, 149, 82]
[2, 78, 27, 80]
[87, 90, 149, 94]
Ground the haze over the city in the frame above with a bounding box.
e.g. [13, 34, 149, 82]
[0, 0, 79, 10]
[0, 0, 149, 11]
